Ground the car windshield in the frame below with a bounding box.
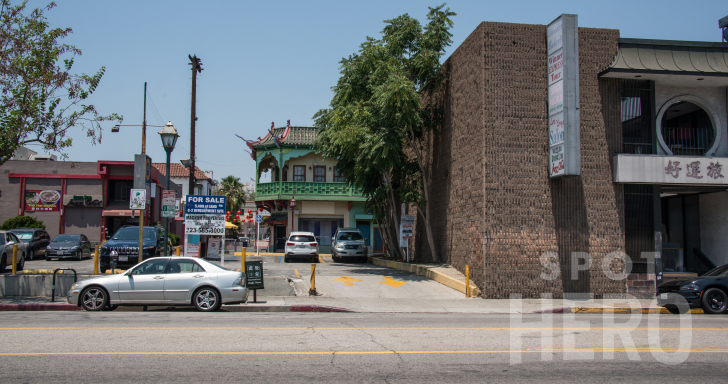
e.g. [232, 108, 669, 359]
[13, 232, 33, 241]
[289, 235, 315, 242]
[112, 228, 157, 241]
[337, 232, 363, 241]
[53, 235, 80, 242]
[702, 264, 728, 277]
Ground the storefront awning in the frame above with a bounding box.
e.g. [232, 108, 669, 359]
[102, 201, 135, 217]
[263, 212, 287, 225]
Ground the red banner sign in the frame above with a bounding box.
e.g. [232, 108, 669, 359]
[24, 190, 61, 212]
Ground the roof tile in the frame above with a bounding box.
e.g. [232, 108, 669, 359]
[153, 163, 211, 180]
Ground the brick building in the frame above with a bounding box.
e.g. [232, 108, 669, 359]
[413, 15, 728, 299]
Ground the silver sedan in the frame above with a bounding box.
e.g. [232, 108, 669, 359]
[67, 257, 248, 311]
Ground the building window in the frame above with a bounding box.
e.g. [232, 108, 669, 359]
[293, 166, 305, 181]
[334, 167, 344, 182]
[282, 166, 288, 181]
[112, 180, 132, 201]
[660, 101, 714, 156]
[621, 79, 653, 154]
[314, 166, 326, 182]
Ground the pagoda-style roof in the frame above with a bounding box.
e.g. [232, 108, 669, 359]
[251, 126, 318, 149]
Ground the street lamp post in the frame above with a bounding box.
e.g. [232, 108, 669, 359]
[290, 196, 296, 232]
[159, 121, 179, 256]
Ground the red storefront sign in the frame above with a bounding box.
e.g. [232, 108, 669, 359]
[24, 190, 61, 212]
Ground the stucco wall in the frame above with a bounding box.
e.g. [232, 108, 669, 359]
[654, 85, 728, 156]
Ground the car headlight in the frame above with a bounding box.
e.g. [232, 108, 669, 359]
[70, 246, 79, 251]
[359, 244, 366, 249]
[70, 282, 82, 290]
[335, 244, 344, 249]
[46, 246, 52, 250]
[679, 283, 700, 292]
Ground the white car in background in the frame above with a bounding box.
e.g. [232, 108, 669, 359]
[0, 230, 26, 272]
[284, 232, 319, 262]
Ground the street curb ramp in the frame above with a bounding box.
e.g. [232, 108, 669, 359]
[367, 257, 480, 297]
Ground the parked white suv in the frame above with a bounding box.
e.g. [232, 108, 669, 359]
[331, 228, 367, 263]
[284, 232, 319, 263]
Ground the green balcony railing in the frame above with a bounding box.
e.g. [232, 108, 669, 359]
[256, 181, 363, 198]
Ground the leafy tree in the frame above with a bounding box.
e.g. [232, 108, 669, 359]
[314, 4, 455, 262]
[217, 175, 248, 215]
[0, 0, 122, 165]
[168, 233, 180, 246]
[0, 215, 45, 230]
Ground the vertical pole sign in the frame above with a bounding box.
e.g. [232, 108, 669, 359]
[400, 215, 414, 263]
[184, 195, 226, 258]
[547, 14, 580, 178]
[161, 191, 176, 218]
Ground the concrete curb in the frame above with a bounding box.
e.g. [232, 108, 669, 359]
[535, 307, 705, 314]
[0, 303, 81, 311]
[367, 257, 480, 297]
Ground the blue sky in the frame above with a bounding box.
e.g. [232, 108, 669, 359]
[35, 0, 726, 184]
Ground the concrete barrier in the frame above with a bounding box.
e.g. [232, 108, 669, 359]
[368, 257, 481, 297]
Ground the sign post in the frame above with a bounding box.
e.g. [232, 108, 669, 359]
[183, 195, 226, 258]
[245, 260, 264, 303]
[129, 189, 146, 262]
[161, 190, 176, 256]
[400, 215, 414, 263]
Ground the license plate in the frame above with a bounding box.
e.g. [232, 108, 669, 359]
[660, 293, 668, 299]
[118, 256, 128, 262]
[297, 245, 305, 249]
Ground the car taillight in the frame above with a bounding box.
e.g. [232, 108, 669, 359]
[310, 243, 317, 246]
[287, 242, 295, 246]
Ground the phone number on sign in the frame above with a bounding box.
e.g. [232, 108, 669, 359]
[185, 226, 224, 234]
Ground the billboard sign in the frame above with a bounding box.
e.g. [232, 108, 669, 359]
[24, 190, 61, 212]
[547, 14, 580, 178]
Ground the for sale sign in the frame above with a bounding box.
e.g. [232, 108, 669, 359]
[185, 214, 225, 235]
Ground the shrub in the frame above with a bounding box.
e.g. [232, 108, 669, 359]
[168, 233, 180, 246]
[0, 216, 46, 230]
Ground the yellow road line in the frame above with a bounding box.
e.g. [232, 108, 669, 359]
[1, 348, 727, 356]
[318, 256, 327, 264]
[1, 327, 726, 331]
[294, 269, 301, 278]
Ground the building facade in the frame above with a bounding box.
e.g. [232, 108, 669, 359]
[413, 17, 728, 299]
[0, 160, 183, 243]
[249, 125, 383, 254]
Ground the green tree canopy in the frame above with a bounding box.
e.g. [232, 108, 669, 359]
[314, 4, 455, 262]
[0, 0, 122, 165]
[217, 175, 248, 216]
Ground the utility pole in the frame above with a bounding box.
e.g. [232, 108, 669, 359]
[139, 82, 147, 264]
[188, 55, 203, 197]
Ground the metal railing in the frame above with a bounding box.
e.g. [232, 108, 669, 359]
[661, 127, 714, 156]
[256, 181, 363, 198]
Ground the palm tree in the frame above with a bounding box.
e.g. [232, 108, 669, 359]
[217, 176, 248, 215]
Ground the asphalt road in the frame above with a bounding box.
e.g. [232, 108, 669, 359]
[0, 311, 726, 383]
[14, 253, 463, 300]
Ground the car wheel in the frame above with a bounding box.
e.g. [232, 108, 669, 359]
[45, 257, 52, 261]
[26, 248, 33, 261]
[80, 286, 108, 311]
[0, 254, 6, 273]
[193, 287, 221, 312]
[76, 251, 82, 261]
[702, 288, 728, 314]
[665, 304, 689, 314]
[17, 252, 25, 271]
[102, 305, 119, 311]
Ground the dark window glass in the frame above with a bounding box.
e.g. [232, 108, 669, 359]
[293, 166, 305, 181]
[334, 167, 344, 182]
[624, 185, 654, 265]
[661, 102, 714, 156]
[337, 232, 363, 241]
[314, 166, 326, 182]
[53, 235, 81, 242]
[621, 79, 653, 154]
[112, 228, 158, 241]
[703, 264, 728, 277]
[132, 259, 169, 275]
[166, 259, 206, 274]
[289, 235, 316, 242]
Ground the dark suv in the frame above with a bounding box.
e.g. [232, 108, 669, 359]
[10, 228, 50, 260]
[331, 228, 368, 262]
[99, 226, 166, 273]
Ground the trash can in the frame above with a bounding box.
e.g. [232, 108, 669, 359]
[242, 240, 248, 247]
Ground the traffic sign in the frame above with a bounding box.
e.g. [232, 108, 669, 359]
[256, 214, 262, 223]
[129, 189, 146, 210]
[161, 205, 175, 218]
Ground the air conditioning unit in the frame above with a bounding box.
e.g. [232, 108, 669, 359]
[30, 154, 57, 161]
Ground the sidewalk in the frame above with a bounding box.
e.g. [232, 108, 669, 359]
[0, 296, 701, 314]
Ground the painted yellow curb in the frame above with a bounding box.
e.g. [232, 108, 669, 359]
[20, 269, 65, 275]
[572, 307, 705, 314]
[368, 257, 480, 297]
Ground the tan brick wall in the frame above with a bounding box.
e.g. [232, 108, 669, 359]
[417, 22, 626, 298]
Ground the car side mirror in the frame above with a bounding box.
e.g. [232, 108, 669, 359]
[331, 237, 335, 243]
[105, 235, 111, 240]
[364, 238, 368, 243]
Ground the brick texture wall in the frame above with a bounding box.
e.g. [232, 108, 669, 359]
[416, 22, 627, 298]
